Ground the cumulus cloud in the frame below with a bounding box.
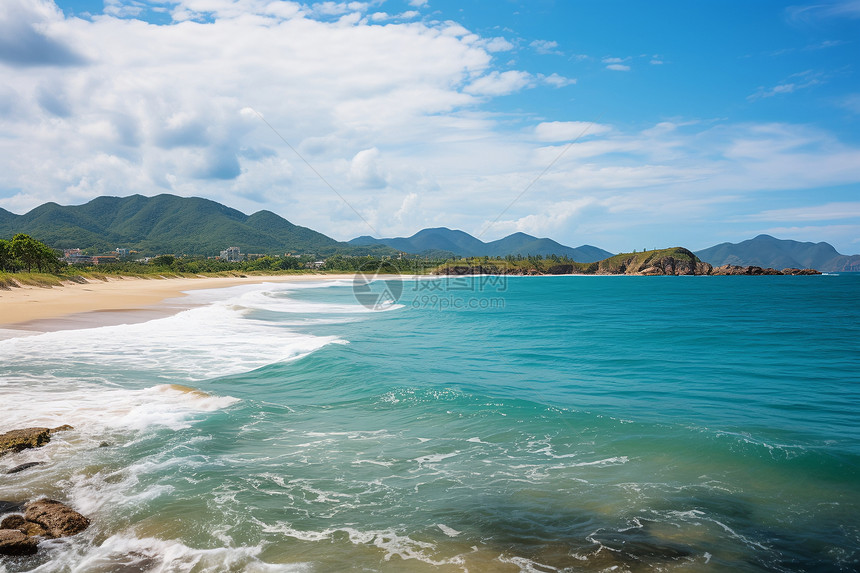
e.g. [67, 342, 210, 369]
[349, 148, 387, 189]
[0, 0, 87, 66]
[1, 0, 859, 252]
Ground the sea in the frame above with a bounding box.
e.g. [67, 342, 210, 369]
[1, 273, 858, 573]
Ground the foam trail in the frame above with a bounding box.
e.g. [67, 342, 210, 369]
[0, 283, 353, 382]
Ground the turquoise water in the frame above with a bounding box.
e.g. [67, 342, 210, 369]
[1, 274, 858, 572]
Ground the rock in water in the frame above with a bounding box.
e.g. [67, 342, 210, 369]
[6, 462, 46, 474]
[0, 428, 51, 456]
[24, 499, 90, 538]
[0, 529, 38, 556]
[0, 515, 47, 537]
[0, 501, 24, 514]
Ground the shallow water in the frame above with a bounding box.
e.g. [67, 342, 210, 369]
[1, 275, 858, 572]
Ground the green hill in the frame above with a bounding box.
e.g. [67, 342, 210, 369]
[0, 194, 394, 257]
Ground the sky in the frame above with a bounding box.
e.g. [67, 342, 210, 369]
[1, 0, 859, 253]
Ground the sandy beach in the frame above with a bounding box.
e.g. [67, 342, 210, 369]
[0, 274, 357, 333]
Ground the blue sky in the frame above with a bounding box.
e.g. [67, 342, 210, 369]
[1, 0, 859, 253]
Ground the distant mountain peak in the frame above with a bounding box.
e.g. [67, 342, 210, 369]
[348, 227, 613, 261]
[695, 235, 857, 272]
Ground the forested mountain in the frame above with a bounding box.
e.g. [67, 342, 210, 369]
[0, 194, 392, 256]
[695, 234, 860, 272]
[350, 227, 613, 261]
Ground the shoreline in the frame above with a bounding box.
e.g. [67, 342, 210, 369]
[0, 274, 358, 336]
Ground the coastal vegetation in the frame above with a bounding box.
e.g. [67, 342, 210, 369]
[0, 234, 63, 274]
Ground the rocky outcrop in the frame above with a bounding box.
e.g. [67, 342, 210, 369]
[0, 428, 51, 455]
[23, 499, 90, 538]
[0, 529, 38, 556]
[431, 250, 821, 277]
[0, 499, 90, 557]
[711, 265, 821, 276]
[0, 425, 73, 456]
[598, 248, 713, 276]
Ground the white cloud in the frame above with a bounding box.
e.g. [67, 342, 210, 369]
[349, 147, 387, 189]
[602, 56, 631, 71]
[0, 0, 859, 254]
[533, 121, 611, 142]
[745, 202, 860, 222]
[482, 36, 514, 52]
[539, 73, 575, 88]
[530, 39, 561, 55]
[464, 70, 532, 96]
[749, 70, 825, 100]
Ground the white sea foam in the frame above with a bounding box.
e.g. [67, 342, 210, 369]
[0, 306, 341, 382]
[260, 522, 466, 567]
[33, 534, 310, 573]
[0, 382, 238, 435]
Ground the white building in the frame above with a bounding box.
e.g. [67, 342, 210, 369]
[220, 246, 243, 261]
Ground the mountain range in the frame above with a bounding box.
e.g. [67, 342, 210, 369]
[694, 235, 860, 273]
[0, 194, 393, 257]
[2, 195, 858, 271]
[349, 228, 613, 262]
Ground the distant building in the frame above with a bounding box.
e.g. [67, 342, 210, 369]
[115, 248, 130, 257]
[91, 255, 118, 265]
[62, 249, 93, 265]
[219, 247, 244, 262]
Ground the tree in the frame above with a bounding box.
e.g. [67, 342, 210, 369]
[151, 255, 176, 267]
[11, 234, 42, 273]
[0, 240, 13, 272]
[4, 234, 61, 273]
[35, 241, 62, 272]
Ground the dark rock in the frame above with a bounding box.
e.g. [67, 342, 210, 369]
[6, 462, 45, 474]
[0, 500, 24, 514]
[50, 425, 74, 434]
[98, 442, 112, 448]
[0, 529, 38, 556]
[0, 428, 51, 456]
[782, 267, 822, 275]
[0, 515, 47, 537]
[24, 499, 90, 538]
